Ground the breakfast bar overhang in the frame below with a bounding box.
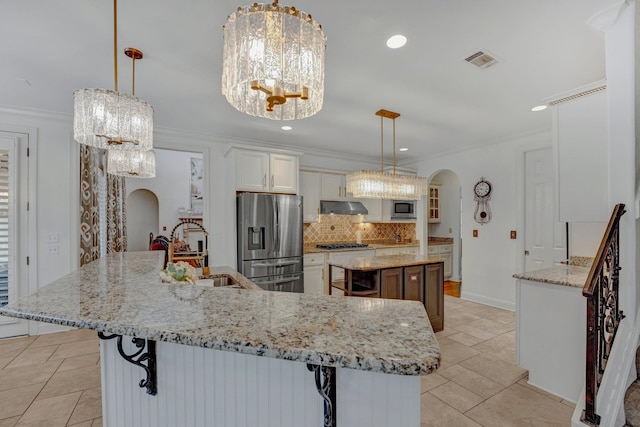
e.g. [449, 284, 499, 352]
[0, 252, 440, 427]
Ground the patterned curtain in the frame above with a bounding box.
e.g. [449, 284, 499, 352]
[79, 146, 101, 266]
[80, 146, 127, 266]
[106, 173, 127, 253]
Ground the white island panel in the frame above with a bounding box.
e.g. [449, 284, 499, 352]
[516, 276, 586, 403]
[101, 337, 420, 427]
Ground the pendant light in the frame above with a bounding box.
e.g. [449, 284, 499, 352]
[222, 0, 326, 120]
[107, 48, 156, 178]
[73, 0, 153, 151]
[345, 110, 428, 200]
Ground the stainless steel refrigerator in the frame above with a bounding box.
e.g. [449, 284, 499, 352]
[236, 193, 304, 292]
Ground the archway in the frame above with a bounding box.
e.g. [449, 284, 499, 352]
[427, 169, 462, 294]
[127, 189, 159, 251]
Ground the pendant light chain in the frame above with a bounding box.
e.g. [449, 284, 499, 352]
[380, 114, 384, 172]
[113, 0, 118, 92]
[392, 117, 396, 175]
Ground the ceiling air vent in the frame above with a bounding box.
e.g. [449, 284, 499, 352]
[465, 50, 498, 69]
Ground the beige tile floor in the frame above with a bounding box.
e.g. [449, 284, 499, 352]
[422, 295, 575, 426]
[0, 296, 574, 426]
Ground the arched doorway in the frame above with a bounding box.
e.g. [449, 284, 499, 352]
[427, 169, 462, 295]
[127, 189, 159, 251]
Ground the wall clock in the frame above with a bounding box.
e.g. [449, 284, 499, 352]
[473, 176, 492, 224]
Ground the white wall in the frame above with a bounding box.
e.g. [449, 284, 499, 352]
[416, 132, 551, 310]
[126, 149, 203, 240]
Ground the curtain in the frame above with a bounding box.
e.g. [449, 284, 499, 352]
[106, 173, 127, 253]
[80, 146, 127, 266]
[79, 146, 101, 266]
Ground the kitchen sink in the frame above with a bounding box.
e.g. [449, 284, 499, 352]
[198, 274, 242, 288]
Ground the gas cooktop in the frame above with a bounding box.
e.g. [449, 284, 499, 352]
[315, 243, 370, 250]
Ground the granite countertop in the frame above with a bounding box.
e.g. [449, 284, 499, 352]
[427, 237, 453, 246]
[304, 241, 419, 254]
[0, 251, 440, 376]
[330, 254, 444, 271]
[513, 264, 591, 288]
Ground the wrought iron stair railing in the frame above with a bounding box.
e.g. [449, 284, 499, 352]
[581, 203, 626, 426]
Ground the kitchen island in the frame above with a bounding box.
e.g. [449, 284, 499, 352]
[0, 251, 440, 427]
[513, 260, 591, 402]
[328, 254, 445, 332]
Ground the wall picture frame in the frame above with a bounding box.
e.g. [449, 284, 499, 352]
[190, 157, 203, 214]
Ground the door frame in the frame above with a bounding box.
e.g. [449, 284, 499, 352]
[0, 124, 38, 337]
[515, 140, 555, 276]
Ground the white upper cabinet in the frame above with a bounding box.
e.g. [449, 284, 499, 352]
[270, 153, 299, 193]
[300, 170, 321, 223]
[321, 173, 349, 200]
[549, 81, 609, 222]
[228, 147, 300, 194]
[361, 199, 383, 222]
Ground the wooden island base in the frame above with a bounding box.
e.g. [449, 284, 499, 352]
[329, 254, 444, 332]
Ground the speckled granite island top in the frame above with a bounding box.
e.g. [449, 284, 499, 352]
[513, 264, 590, 288]
[0, 251, 440, 375]
[330, 254, 444, 271]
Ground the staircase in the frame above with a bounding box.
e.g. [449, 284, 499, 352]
[624, 348, 640, 426]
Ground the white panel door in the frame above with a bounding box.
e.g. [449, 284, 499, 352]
[0, 132, 29, 338]
[525, 148, 567, 272]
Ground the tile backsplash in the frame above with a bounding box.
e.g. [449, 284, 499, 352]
[304, 215, 416, 244]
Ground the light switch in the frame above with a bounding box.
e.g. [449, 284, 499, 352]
[47, 233, 59, 243]
[510, 230, 517, 239]
[473, 230, 478, 237]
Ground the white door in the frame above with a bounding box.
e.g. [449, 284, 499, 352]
[0, 132, 29, 338]
[525, 148, 567, 271]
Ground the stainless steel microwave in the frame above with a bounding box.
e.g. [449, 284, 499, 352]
[391, 200, 417, 220]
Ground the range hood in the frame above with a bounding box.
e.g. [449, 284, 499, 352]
[320, 200, 368, 216]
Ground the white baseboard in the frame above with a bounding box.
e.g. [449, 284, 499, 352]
[30, 321, 72, 335]
[460, 291, 515, 311]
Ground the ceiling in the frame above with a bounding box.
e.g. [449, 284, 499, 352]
[1, 0, 616, 165]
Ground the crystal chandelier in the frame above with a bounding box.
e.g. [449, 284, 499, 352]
[73, 0, 153, 151]
[222, 0, 326, 120]
[107, 149, 156, 178]
[106, 48, 156, 178]
[346, 110, 428, 200]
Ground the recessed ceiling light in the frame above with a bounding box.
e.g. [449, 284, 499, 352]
[386, 35, 407, 49]
[531, 105, 548, 112]
[399, 148, 409, 152]
[281, 125, 293, 131]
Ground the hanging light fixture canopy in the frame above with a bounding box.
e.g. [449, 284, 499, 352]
[222, 0, 326, 120]
[346, 110, 428, 200]
[73, 0, 153, 151]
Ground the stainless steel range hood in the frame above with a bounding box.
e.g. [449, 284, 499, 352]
[320, 200, 368, 216]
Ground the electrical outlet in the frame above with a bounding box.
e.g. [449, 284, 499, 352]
[47, 245, 59, 255]
[473, 229, 478, 237]
[448, 227, 453, 234]
[510, 230, 517, 239]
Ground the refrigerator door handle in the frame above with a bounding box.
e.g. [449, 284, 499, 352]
[251, 260, 300, 268]
[258, 276, 302, 285]
[274, 198, 280, 252]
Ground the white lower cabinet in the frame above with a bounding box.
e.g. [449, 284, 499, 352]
[304, 253, 326, 294]
[375, 246, 419, 257]
[428, 244, 452, 279]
